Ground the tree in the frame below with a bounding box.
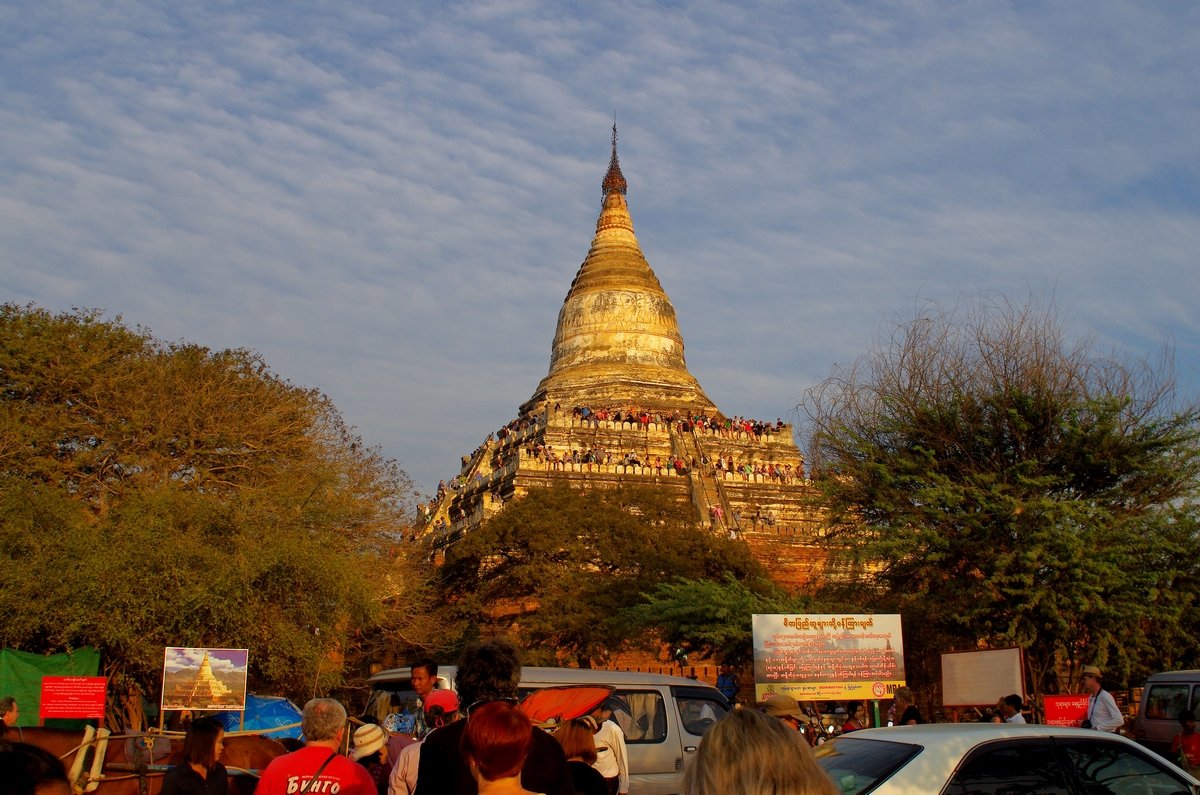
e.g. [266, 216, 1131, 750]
[800, 296, 1200, 699]
[621, 576, 815, 667]
[0, 304, 433, 718]
[438, 483, 770, 667]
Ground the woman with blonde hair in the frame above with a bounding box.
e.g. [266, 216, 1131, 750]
[683, 708, 838, 795]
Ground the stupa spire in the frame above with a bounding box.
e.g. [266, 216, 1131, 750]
[601, 122, 627, 197]
[521, 127, 714, 416]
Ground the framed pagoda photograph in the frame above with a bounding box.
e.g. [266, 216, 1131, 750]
[160, 647, 249, 712]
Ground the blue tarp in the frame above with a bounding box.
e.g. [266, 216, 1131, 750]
[212, 695, 303, 739]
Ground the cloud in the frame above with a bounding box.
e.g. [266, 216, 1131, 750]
[163, 647, 247, 673]
[3, 0, 1198, 494]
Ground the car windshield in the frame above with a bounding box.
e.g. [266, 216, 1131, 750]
[362, 685, 423, 734]
[814, 736, 922, 795]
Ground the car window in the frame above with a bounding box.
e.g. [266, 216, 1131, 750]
[1060, 738, 1193, 795]
[814, 736, 922, 795]
[943, 740, 1071, 795]
[362, 686, 423, 735]
[676, 694, 726, 737]
[1145, 684, 1192, 721]
[609, 690, 668, 744]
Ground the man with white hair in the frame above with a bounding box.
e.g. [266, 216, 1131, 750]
[0, 697, 18, 731]
[255, 698, 376, 795]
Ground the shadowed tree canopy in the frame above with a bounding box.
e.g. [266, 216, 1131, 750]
[621, 576, 818, 668]
[800, 296, 1200, 697]
[438, 482, 771, 667]
[0, 304, 431, 714]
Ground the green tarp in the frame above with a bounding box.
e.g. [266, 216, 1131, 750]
[0, 647, 101, 727]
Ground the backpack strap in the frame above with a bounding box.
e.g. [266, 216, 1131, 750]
[299, 751, 338, 793]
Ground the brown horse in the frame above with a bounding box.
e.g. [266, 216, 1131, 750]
[213, 734, 290, 794]
[11, 726, 287, 795]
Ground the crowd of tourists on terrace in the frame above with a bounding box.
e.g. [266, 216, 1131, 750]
[516, 444, 805, 483]
[430, 404, 804, 501]
[548, 403, 789, 440]
[422, 403, 808, 540]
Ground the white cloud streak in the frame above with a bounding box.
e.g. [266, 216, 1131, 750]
[3, 0, 1198, 493]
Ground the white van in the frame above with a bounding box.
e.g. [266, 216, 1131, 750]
[1133, 670, 1200, 760]
[363, 665, 730, 795]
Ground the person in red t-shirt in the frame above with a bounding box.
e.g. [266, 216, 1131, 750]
[255, 698, 376, 795]
[1172, 710, 1200, 770]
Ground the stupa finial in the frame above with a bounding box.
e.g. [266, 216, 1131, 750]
[601, 121, 627, 198]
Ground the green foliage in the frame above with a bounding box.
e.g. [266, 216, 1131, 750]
[0, 304, 431, 707]
[621, 576, 812, 666]
[439, 483, 769, 667]
[802, 297, 1200, 695]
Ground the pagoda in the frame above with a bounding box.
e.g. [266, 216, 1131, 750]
[164, 651, 236, 709]
[418, 128, 827, 588]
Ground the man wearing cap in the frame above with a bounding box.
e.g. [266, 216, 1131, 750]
[1000, 694, 1026, 724]
[1081, 665, 1123, 733]
[761, 694, 807, 732]
[763, 696, 830, 749]
[256, 698, 376, 795]
[389, 689, 459, 795]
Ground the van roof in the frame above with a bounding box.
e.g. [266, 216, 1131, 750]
[368, 665, 718, 689]
[1145, 670, 1200, 683]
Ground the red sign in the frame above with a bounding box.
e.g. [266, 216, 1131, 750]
[40, 676, 107, 720]
[1044, 694, 1089, 727]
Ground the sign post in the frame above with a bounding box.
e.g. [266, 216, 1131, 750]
[160, 648, 249, 718]
[1044, 694, 1089, 727]
[39, 676, 108, 723]
[752, 614, 905, 702]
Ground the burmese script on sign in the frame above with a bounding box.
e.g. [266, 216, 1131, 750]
[1043, 695, 1089, 727]
[752, 614, 906, 702]
[40, 676, 107, 719]
[761, 634, 899, 679]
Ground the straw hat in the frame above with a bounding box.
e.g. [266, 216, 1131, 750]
[351, 723, 388, 760]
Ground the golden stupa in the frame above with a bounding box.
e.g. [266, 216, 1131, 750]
[420, 128, 826, 588]
[521, 131, 716, 416]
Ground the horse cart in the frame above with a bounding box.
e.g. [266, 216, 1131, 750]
[11, 724, 287, 795]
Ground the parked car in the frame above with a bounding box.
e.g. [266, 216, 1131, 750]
[1134, 670, 1200, 760]
[363, 665, 729, 795]
[813, 723, 1200, 794]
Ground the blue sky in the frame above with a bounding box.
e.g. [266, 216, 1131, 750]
[3, 1, 1198, 496]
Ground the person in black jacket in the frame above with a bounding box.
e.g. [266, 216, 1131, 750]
[555, 718, 607, 795]
[413, 640, 573, 795]
[162, 717, 228, 795]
